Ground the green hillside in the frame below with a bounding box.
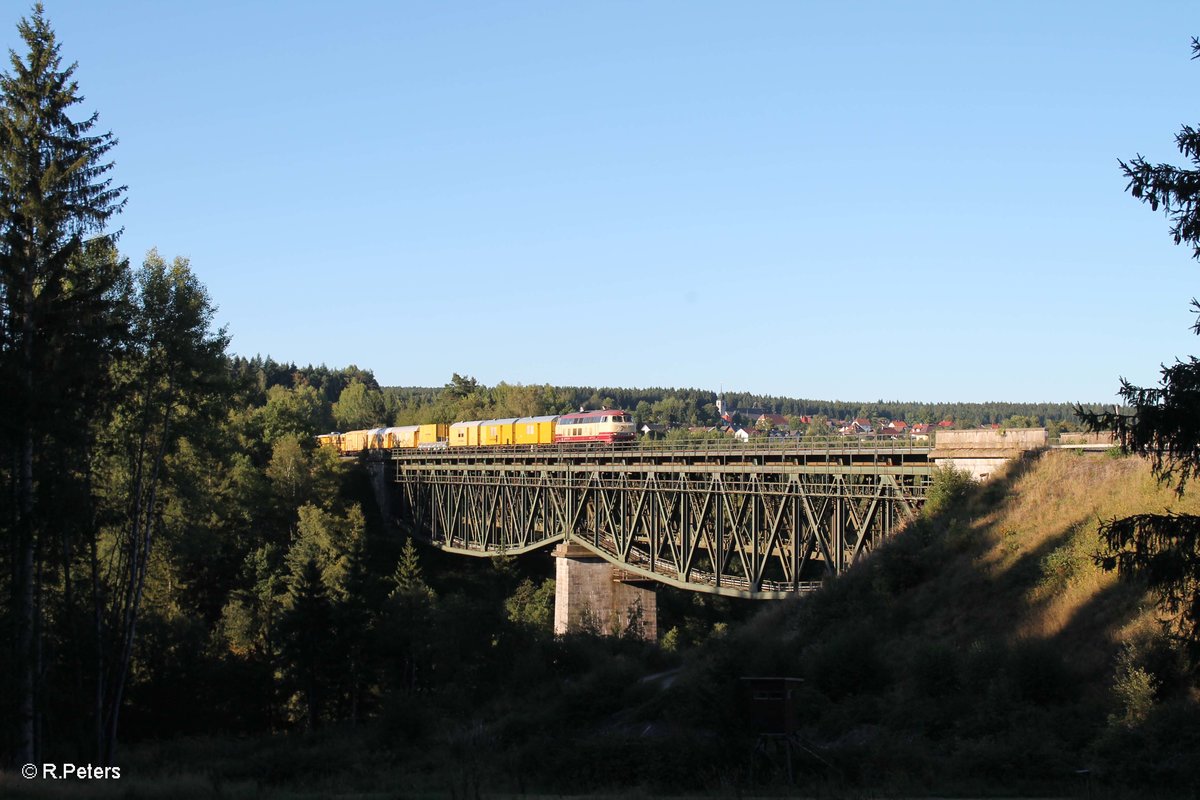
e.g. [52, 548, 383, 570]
[649, 449, 1200, 794]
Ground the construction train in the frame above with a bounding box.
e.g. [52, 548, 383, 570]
[316, 409, 637, 456]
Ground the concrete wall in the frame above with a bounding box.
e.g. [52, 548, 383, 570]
[930, 428, 1048, 481]
[934, 428, 1047, 449]
[1059, 431, 1116, 445]
[553, 544, 657, 640]
[931, 456, 1010, 482]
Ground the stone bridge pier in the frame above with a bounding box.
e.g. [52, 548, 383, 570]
[552, 543, 657, 640]
[371, 461, 658, 640]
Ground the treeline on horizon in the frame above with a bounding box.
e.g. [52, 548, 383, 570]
[235, 355, 1098, 433]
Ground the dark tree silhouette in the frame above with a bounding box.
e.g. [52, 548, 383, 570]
[1080, 37, 1200, 664]
[0, 3, 125, 765]
[279, 558, 336, 730]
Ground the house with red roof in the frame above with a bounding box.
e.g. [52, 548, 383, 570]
[839, 418, 873, 435]
[756, 413, 790, 429]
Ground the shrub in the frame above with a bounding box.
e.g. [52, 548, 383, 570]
[1039, 541, 1085, 593]
[660, 626, 681, 653]
[1108, 642, 1158, 729]
[923, 465, 975, 518]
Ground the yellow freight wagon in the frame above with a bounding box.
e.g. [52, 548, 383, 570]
[367, 428, 388, 449]
[418, 423, 449, 447]
[339, 429, 371, 452]
[450, 420, 483, 447]
[384, 425, 420, 449]
[480, 418, 518, 446]
[514, 415, 559, 445]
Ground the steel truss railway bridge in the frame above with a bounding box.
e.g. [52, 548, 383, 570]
[373, 441, 935, 604]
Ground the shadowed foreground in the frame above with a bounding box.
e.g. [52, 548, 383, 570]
[5, 450, 1199, 799]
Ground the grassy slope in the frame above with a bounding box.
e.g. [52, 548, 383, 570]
[655, 449, 1200, 794]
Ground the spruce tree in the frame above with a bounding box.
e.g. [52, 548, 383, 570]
[279, 558, 336, 730]
[0, 3, 125, 766]
[1080, 37, 1200, 667]
[383, 540, 436, 694]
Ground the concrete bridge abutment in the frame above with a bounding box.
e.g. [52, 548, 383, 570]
[930, 428, 1048, 481]
[552, 543, 657, 641]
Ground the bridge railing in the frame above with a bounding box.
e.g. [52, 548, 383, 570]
[632, 433, 929, 454]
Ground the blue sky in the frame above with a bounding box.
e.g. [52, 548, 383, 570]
[15, 1, 1200, 402]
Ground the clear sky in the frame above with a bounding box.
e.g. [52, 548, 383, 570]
[13, 1, 1200, 403]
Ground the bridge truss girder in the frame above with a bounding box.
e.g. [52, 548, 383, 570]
[392, 459, 930, 599]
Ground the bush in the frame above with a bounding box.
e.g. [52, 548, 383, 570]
[1108, 642, 1158, 729]
[923, 465, 975, 517]
[1039, 540, 1085, 593]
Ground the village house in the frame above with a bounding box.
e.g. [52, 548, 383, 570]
[838, 417, 874, 435]
[755, 413, 790, 429]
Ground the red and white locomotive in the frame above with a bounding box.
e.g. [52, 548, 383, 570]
[552, 409, 637, 444]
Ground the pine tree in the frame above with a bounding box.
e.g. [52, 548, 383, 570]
[383, 539, 436, 694]
[1080, 37, 1200, 667]
[0, 3, 125, 766]
[335, 532, 376, 725]
[391, 538, 432, 596]
[279, 558, 336, 730]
